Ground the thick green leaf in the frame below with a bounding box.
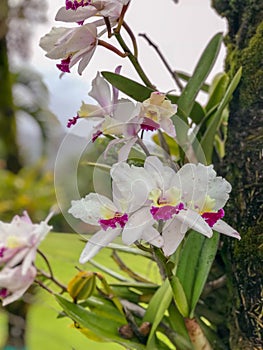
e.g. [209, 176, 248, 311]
[143, 279, 173, 349]
[169, 276, 189, 317]
[197, 67, 242, 163]
[176, 33, 223, 118]
[190, 232, 219, 316]
[101, 72, 153, 102]
[173, 33, 223, 146]
[166, 94, 205, 125]
[167, 303, 193, 350]
[176, 71, 210, 92]
[205, 73, 229, 113]
[55, 295, 146, 350]
[176, 232, 205, 311]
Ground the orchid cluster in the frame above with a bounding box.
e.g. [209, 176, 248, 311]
[68, 72, 177, 161]
[0, 1, 243, 349]
[0, 212, 51, 306]
[40, 0, 131, 75]
[69, 156, 240, 264]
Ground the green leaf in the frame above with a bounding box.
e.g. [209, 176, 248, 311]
[197, 67, 242, 163]
[175, 231, 220, 318]
[169, 276, 189, 317]
[55, 295, 146, 350]
[167, 94, 205, 125]
[152, 133, 180, 158]
[176, 71, 210, 92]
[205, 73, 229, 113]
[190, 232, 219, 316]
[176, 232, 205, 311]
[173, 33, 223, 146]
[143, 279, 173, 349]
[176, 33, 223, 119]
[101, 72, 153, 102]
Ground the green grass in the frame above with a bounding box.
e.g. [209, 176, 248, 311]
[0, 232, 161, 349]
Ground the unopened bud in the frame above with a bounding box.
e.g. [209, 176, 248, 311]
[67, 271, 96, 302]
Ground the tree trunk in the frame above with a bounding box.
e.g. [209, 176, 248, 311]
[0, 0, 21, 173]
[211, 1, 263, 349]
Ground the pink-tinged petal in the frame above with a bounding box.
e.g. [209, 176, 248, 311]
[92, 130, 102, 142]
[57, 57, 71, 73]
[89, 72, 112, 112]
[160, 118, 176, 137]
[112, 65, 122, 105]
[99, 212, 128, 230]
[77, 47, 97, 75]
[212, 220, 241, 240]
[0, 265, 36, 306]
[141, 226, 164, 248]
[202, 208, 225, 227]
[141, 117, 160, 132]
[118, 137, 137, 162]
[39, 27, 70, 55]
[55, 6, 98, 23]
[150, 203, 184, 221]
[67, 115, 80, 128]
[176, 209, 213, 238]
[121, 208, 154, 245]
[162, 219, 188, 256]
[79, 228, 121, 263]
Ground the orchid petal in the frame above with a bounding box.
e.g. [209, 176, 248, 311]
[213, 219, 241, 240]
[79, 228, 121, 263]
[55, 6, 98, 23]
[162, 219, 188, 256]
[69, 193, 117, 225]
[176, 209, 213, 238]
[141, 226, 164, 248]
[121, 208, 154, 245]
[89, 72, 112, 113]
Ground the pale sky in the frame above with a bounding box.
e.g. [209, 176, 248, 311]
[29, 0, 227, 125]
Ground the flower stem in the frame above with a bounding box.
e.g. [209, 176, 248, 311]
[114, 30, 155, 89]
[123, 21, 138, 58]
[98, 39, 128, 58]
[136, 136, 150, 157]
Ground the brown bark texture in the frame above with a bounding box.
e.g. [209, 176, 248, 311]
[211, 1, 263, 349]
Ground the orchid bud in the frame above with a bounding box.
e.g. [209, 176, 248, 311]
[67, 271, 96, 302]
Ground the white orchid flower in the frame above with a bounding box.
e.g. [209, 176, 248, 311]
[39, 23, 98, 75]
[0, 265, 36, 306]
[68, 190, 163, 263]
[0, 211, 52, 275]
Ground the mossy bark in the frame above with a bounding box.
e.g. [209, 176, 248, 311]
[211, 1, 263, 349]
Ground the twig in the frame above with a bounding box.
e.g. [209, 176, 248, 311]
[202, 275, 227, 298]
[139, 33, 184, 91]
[35, 279, 54, 295]
[111, 251, 151, 283]
[37, 268, 67, 292]
[114, 30, 155, 88]
[37, 249, 54, 279]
